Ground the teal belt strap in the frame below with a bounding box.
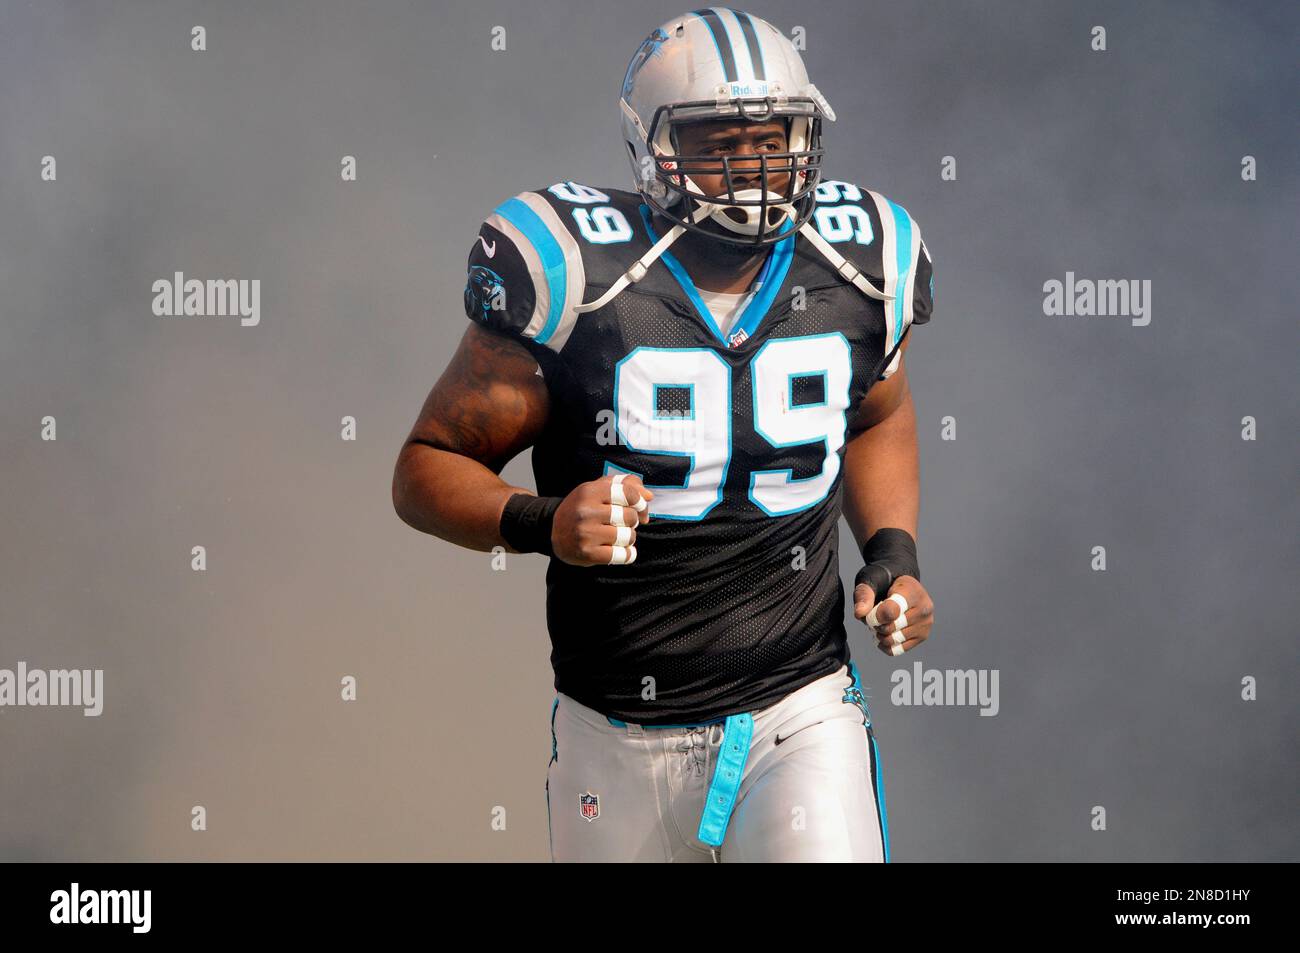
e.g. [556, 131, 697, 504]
[696, 712, 754, 848]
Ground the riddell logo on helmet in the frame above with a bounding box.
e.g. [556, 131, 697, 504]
[729, 81, 770, 97]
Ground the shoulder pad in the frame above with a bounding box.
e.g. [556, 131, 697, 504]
[464, 187, 590, 353]
[807, 180, 934, 377]
[464, 182, 648, 352]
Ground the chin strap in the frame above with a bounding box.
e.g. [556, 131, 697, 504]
[797, 221, 894, 303]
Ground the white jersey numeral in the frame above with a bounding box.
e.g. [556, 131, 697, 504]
[814, 180, 863, 203]
[813, 204, 873, 244]
[606, 335, 852, 520]
[548, 181, 610, 204]
[573, 206, 633, 244]
[749, 334, 851, 515]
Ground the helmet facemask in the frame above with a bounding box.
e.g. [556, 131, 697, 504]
[636, 98, 826, 248]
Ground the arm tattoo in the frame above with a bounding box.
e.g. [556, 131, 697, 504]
[414, 324, 549, 471]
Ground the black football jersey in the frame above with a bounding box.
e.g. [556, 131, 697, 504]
[462, 179, 933, 724]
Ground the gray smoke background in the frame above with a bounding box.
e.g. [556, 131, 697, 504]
[0, 1, 1295, 860]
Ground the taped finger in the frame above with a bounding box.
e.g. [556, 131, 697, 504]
[610, 475, 629, 507]
[879, 635, 923, 656]
[865, 592, 909, 628]
[607, 544, 637, 566]
[610, 473, 648, 513]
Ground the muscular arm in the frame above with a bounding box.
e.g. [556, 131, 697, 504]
[391, 321, 551, 552]
[842, 334, 919, 550]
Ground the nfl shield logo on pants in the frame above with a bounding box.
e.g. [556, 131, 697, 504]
[579, 791, 600, 822]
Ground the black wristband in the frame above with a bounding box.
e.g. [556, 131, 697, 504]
[499, 493, 563, 556]
[855, 528, 920, 602]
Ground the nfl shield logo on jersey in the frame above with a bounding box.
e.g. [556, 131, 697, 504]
[579, 791, 600, 822]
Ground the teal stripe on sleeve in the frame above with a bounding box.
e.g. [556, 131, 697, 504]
[887, 200, 913, 347]
[493, 197, 567, 344]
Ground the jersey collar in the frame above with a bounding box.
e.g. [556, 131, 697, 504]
[638, 205, 795, 348]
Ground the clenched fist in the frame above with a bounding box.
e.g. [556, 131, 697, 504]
[551, 473, 654, 567]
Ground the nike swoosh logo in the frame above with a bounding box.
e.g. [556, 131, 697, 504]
[479, 235, 496, 258]
[774, 721, 823, 745]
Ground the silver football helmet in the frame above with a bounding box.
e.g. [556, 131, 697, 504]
[620, 8, 836, 247]
[576, 9, 891, 315]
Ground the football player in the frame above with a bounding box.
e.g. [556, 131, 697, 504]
[393, 7, 936, 862]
